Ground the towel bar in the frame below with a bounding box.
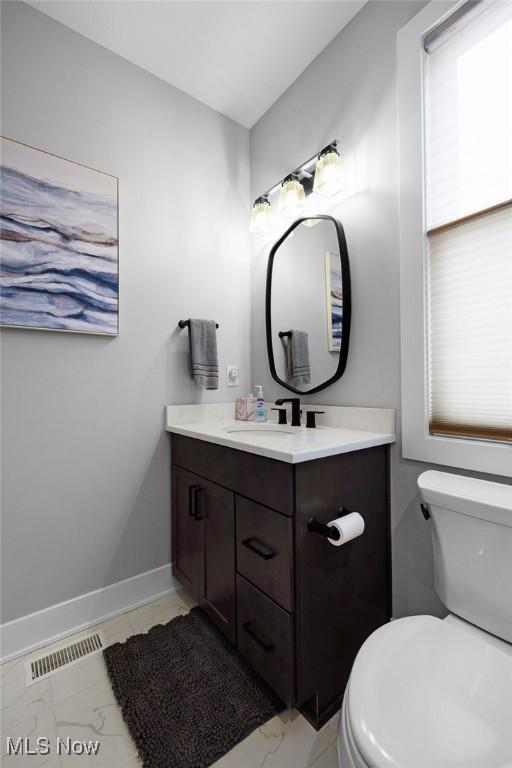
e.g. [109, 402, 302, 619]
[178, 319, 219, 329]
[278, 330, 292, 338]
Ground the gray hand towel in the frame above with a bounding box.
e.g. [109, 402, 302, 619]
[286, 329, 311, 386]
[188, 319, 219, 390]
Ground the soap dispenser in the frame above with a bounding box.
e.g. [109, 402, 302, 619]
[254, 385, 266, 423]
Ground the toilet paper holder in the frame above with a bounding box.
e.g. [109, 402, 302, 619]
[307, 506, 353, 542]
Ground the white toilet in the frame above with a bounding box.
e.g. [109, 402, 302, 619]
[338, 470, 512, 768]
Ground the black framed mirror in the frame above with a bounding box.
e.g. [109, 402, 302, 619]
[265, 215, 351, 395]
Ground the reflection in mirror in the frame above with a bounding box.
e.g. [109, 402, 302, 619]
[266, 216, 350, 395]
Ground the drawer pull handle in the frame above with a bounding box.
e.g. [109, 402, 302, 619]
[242, 621, 274, 652]
[189, 485, 204, 521]
[241, 537, 276, 560]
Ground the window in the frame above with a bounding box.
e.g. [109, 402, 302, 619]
[398, 1, 512, 476]
[424, 1, 512, 444]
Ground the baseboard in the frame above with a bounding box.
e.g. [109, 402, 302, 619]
[0, 563, 179, 663]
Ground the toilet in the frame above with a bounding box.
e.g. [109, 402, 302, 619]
[338, 470, 512, 768]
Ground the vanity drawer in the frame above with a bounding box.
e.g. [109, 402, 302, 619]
[237, 575, 294, 706]
[236, 497, 294, 611]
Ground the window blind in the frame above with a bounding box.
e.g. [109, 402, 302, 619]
[425, 0, 512, 443]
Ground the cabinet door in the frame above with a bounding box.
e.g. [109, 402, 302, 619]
[199, 478, 236, 645]
[171, 466, 204, 601]
[171, 466, 236, 644]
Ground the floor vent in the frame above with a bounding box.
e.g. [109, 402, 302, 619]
[25, 631, 105, 686]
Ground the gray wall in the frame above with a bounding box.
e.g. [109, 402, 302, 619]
[1, 2, 251, 623]
[250, 0, 443, 618]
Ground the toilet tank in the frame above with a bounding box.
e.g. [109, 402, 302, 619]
[418, 470, 512, 643]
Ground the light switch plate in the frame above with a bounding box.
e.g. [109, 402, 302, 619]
[226, 364, 239, 387]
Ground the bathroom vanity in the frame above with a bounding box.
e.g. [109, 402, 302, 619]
[167, 405, 395, 728]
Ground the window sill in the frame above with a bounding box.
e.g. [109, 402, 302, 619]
[402, 428, 511, 478]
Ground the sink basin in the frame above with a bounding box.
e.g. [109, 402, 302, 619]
[224, 425, 295, 436]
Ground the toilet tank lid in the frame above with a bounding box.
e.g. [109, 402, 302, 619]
[418, 470, 512, 527]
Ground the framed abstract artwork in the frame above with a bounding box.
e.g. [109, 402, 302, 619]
[0, 137, 119, 335]
[325, 250, 343, 352]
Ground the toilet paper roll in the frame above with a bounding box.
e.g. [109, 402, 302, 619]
[327, 512, 365, 546]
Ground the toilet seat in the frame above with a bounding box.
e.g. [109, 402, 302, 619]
[344, 615, 512, 768]
[339, 690, 372, 768]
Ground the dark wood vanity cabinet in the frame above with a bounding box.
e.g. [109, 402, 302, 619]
[171, 434, 391, 728]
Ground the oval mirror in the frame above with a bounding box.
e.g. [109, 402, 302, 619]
[265, 215, 351, 395]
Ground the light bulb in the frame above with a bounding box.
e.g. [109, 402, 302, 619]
[278, 176, 306, 219]
[250, 196, 273, 235]
[313, 146, 344, 198]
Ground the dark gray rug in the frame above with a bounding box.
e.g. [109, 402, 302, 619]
[104, 606, 283, 768]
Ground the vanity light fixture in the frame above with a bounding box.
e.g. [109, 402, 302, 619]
[313, 144, 344, 198]
[278, 175, 306, 219]
[250, 139, 342, 237]
[250, 195, 273, 235]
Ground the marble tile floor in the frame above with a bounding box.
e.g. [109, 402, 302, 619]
[1, 590, 341, 768]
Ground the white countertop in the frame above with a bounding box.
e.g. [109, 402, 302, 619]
[165, 406, 395, 463]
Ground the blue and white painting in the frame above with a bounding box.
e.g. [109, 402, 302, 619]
[325, 250, 343, 352]
[0, 137, 118, 334]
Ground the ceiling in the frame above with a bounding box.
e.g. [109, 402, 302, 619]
[27, 1, 366, 128]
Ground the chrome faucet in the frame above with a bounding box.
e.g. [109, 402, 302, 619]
[275, 397, 301, 427]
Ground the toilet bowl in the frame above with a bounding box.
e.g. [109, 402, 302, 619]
[338, 470, 512, 768]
